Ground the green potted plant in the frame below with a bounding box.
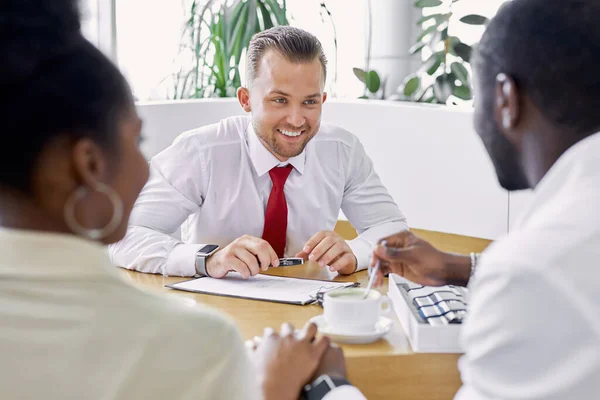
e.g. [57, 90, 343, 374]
[170, 0, 288, 99]
[355, 0, 488, 104]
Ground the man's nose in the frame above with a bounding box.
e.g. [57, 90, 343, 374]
[286, 107, 306, 129]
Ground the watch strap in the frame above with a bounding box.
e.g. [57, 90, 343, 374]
[303, 375, 351, 400]
[195, 251, 210, 276]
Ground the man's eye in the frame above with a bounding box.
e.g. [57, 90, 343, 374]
[304, 99, 317, 105]
[274, 98, 287, 104]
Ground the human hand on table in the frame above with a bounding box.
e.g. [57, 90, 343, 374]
[250, 322, 336, 400]
[295, 231, 358, 275]
[206, 235, 279, 279]
[370, 230, 472, 288]
[310, 342, 347, 381]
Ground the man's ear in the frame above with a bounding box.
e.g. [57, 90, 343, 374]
[71, 138, 109, 189]
[322, 92, 327, 104]
[495, 73, 521, 146]
[237, 87, 251, 113]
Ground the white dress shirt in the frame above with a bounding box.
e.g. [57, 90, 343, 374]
[322, 133, 600, 400]
[0, 228, 259, 400]
[456, 132, 600, 399]
[109, 115, 407, 277]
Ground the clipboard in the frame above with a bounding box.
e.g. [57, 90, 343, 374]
[166, 272, 360, 305]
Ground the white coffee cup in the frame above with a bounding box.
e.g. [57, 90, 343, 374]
[323, 288, 390, 334]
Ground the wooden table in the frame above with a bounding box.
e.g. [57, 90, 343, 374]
[120, 227, 491, 400]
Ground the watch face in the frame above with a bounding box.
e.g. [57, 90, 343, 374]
[199, 244, 218, 254]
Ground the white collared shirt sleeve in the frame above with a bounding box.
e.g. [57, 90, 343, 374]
[342, 137, 408, 271]
[109, 137, 205, 276]
[456, 262, 598, 400]
[323, 385, 367, 400]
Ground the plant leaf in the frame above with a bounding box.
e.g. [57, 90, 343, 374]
[353, 68, 366, 83]
[417, 12, 450, 25]
[177, 0, 288, 99]
[409, 42, 426, 54]
[227, 1, 249, 58]
[416, 24, 438, 42]
[427, 58, 442, 75]
[414, 0, 443, 8]
[423, 52, 443, 75]
[459, 14, 489, 25]
[241, 2, 259, 53]
[365, 70, 381, 93]
[428, 22, 448, 46]
[437, 13, 452, 23]
[450, 62, 470, 86]
[453, 42, 473, 62]
[433, 73, 454, 103]
[264, 0, 288, 25]
[447, 36, 459, 55]
[258, 2, 275, 30]
[402, 75, 420, 96]
[441, 27, 448, 40]
[417, 13, 441, 25]
[453, 85, 472, 100]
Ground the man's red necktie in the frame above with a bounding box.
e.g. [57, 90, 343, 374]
[262, 165, 293, 258]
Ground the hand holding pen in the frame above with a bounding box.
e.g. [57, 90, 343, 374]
[369, 231, 473, 287]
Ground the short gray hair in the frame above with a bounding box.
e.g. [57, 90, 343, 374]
[246, 26, 327, 85]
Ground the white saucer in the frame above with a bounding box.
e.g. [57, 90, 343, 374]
[309, 314, 394, 344]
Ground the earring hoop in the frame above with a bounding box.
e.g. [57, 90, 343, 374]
[64, 183, 124, 240]
[502, 109, 512, 129]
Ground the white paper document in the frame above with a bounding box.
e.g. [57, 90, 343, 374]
[167, 272, 358, 305]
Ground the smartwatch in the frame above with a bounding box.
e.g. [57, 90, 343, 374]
[303, 375, 351, 400]
[195, 244, 219, 276]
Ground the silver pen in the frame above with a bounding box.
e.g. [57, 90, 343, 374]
[364, 240, 387, 298]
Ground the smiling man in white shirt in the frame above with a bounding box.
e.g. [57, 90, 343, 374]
[109, 26, 407, 278]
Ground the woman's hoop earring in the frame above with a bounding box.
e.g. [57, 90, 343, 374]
[64, 183, 124, 240]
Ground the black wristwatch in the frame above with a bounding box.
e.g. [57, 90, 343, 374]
[302, 375, 351, 400]
[194, 244, 219, 276]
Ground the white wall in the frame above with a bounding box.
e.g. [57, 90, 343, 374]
[136, 98, 510, 240]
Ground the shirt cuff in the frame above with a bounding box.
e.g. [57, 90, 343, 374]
[166, 243, 205, 277]
[346, 237, 372, 272]
[322, 385, 367, 400]
[346, 222, 410, 272]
